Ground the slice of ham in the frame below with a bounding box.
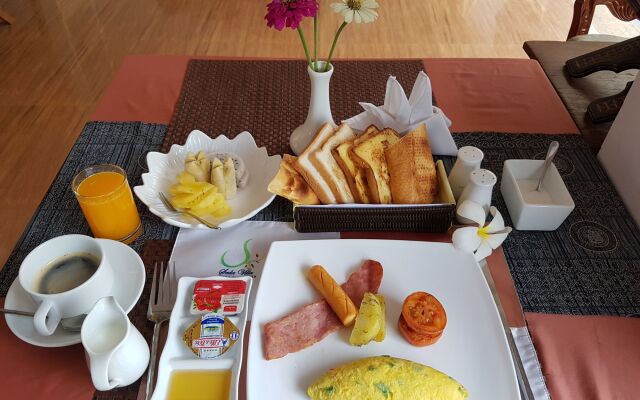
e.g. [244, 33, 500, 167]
[263, 259, 383, 360]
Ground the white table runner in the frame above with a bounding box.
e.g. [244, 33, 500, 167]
[511, 327, 552, 400]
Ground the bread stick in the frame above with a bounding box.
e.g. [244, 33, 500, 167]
[307, 265, 358, 326]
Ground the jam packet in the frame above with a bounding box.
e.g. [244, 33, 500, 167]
[191, 279, 247, 315]
[183, 313, 240, 359]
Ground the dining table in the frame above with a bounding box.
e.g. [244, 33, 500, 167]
[1, 55, 639, 400]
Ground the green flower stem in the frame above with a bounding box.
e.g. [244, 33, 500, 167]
[325, 21, 348, 72]
[297, 27, 312, 69]
[313, 16, 318, 71]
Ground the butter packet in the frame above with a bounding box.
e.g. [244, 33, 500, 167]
[183, 313, 240, 359]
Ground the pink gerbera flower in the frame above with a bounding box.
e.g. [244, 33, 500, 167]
[265, 0, 319, 31]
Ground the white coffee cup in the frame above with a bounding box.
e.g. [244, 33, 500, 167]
[18, 234, 115, 336]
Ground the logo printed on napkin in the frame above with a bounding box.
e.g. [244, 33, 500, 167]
[218, 239, 262, 277]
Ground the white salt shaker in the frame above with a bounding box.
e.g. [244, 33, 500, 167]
[457, 169, 497, 223]
[448, 146, 484, 200]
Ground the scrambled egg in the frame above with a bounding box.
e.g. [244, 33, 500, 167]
[307, 356, 468, 400]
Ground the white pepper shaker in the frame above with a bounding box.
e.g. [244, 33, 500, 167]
[457, 169, 497, 223]
[448, 146, 484, 200]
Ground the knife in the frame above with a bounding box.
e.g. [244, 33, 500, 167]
[479, 260, 535, 400]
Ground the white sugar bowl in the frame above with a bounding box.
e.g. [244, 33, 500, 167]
[501, 160, 575, 231]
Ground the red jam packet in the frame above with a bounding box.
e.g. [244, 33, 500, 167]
[190, 280, 247, 315]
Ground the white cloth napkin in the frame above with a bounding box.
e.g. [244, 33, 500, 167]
[343, 71, 458, 156]
[511, 327, 552, 400]
[168, 221, 338, 315]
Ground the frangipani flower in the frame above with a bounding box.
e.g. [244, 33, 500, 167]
[452, 200, 512, 261]
[265, 0, 319, 31]
[331, 0, 379, 23]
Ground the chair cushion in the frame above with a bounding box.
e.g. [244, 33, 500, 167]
[569, 34, 628, 42]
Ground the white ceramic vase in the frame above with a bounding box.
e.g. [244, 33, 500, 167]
[290, 61, 337, 155]
[448, 146, 484, 200]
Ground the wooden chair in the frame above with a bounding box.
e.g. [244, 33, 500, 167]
[568, 0, 640, 39]
[0, 7, 14, 25]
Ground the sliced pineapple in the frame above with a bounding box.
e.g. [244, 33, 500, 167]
[190, 191, 228, 217]
[191, 186, 222, 208]
[169, 181, 212, 196]
[169, 170, 232, 220]
[171, 187, 214, 209]
[177, 171, 196, 185]
[349, 293, 382, 346]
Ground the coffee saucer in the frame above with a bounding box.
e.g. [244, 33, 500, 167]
[4, 239, 145, 347]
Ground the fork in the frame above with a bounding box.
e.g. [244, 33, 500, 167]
[158, 192, 220, 229]
[145, 262, 178, 400]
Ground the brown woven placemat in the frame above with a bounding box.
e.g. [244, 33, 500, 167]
[162, 59, 426, 154]
[94, 240, 174, 400]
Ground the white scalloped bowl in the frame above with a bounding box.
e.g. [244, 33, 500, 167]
[134, 130, 281, 229]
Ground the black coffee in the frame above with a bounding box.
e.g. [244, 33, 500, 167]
[38, 252, 100, 294]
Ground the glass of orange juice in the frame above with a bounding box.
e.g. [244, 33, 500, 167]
[72, 164, 142, 244]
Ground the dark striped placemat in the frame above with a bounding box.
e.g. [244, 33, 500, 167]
[162, 59, 426, 154]
[444, 133, 640, 316]
[0, 122, 178, 400]
[0, 121, 295, 295]
[0, 122, 178, 296]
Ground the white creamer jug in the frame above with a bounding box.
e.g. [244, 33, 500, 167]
[81, 296, 150, 391]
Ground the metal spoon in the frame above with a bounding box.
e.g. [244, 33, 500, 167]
[536, 141, 559, 192]
[1, 308, 86, 332]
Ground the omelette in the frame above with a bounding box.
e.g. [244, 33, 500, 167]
[307, 356, 468, 400]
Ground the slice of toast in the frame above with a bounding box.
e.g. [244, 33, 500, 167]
[268, 154, 320, 205]
[311, 124, 356, 203]
[293, 123, 337, 204]
[332, 125, 379, 203]
[350, 128, 400, 204]
[353, 125, 381, 146]
[385, 123, 438, 204]
[333, 141, 365, 203]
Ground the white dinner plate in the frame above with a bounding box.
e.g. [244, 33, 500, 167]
[248, 239, 519, 399]
[134, 130, 281, 229]
[4, 239, 145, 347]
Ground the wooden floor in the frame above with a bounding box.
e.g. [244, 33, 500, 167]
[0, 0, 579, 266]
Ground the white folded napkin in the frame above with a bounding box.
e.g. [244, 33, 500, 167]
[168, 221, 338, 316]
[343, 71, 458, 156]
[511, 327, 552, 400]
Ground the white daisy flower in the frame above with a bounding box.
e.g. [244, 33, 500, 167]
[331, 0, 379, 24]
[452, 200, 512, 261]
